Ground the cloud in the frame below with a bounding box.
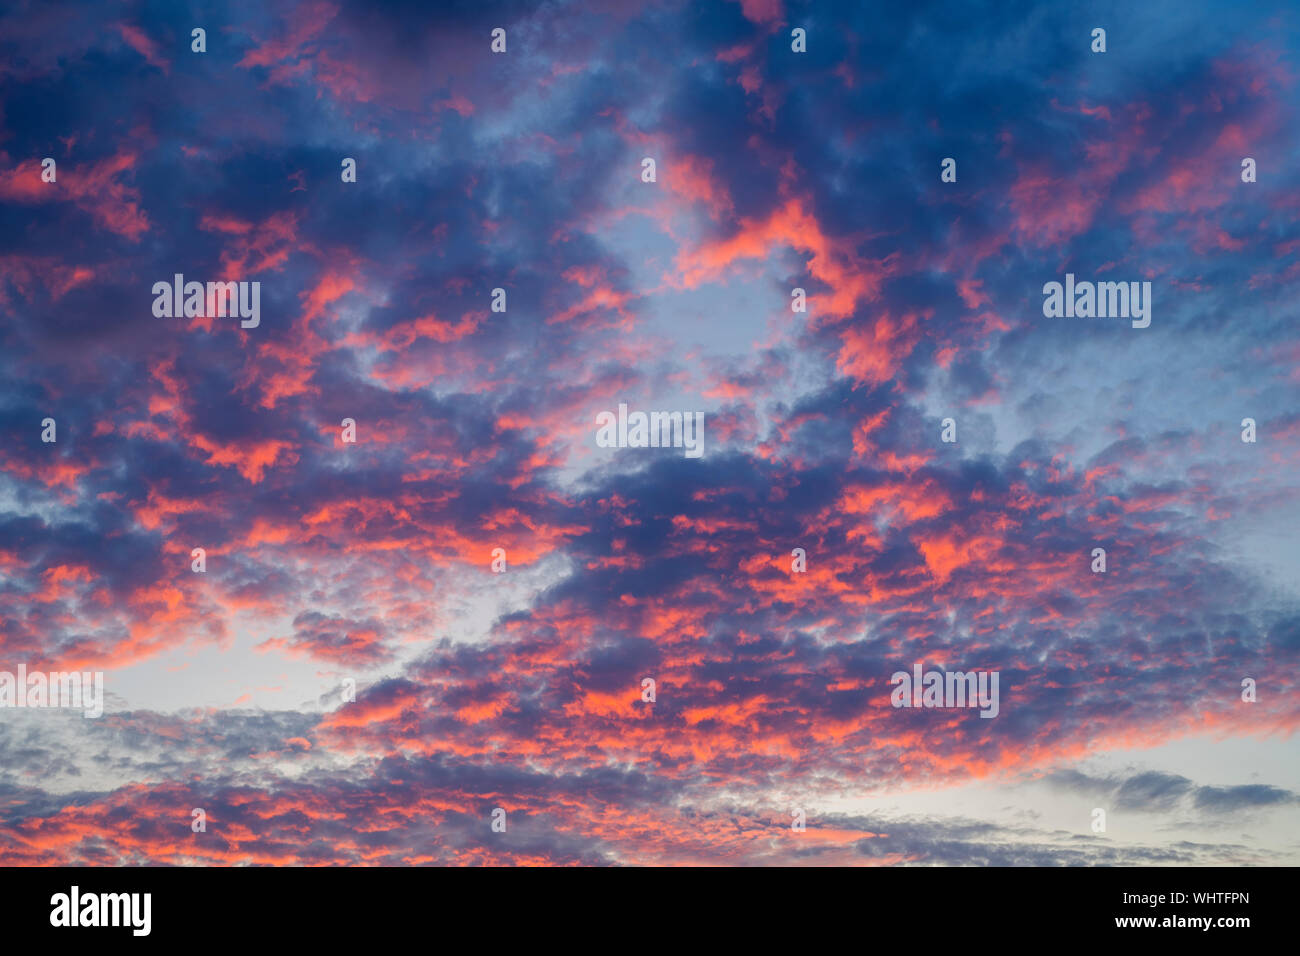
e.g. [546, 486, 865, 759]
[1, 0, 1298, 866]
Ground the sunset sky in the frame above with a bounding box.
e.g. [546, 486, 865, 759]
[1, 0, 1298, 865]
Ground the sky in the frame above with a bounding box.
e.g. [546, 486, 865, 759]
[0, 0, 1298, 866]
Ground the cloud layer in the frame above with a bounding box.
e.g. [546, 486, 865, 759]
[1, 0, 1298, 865]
